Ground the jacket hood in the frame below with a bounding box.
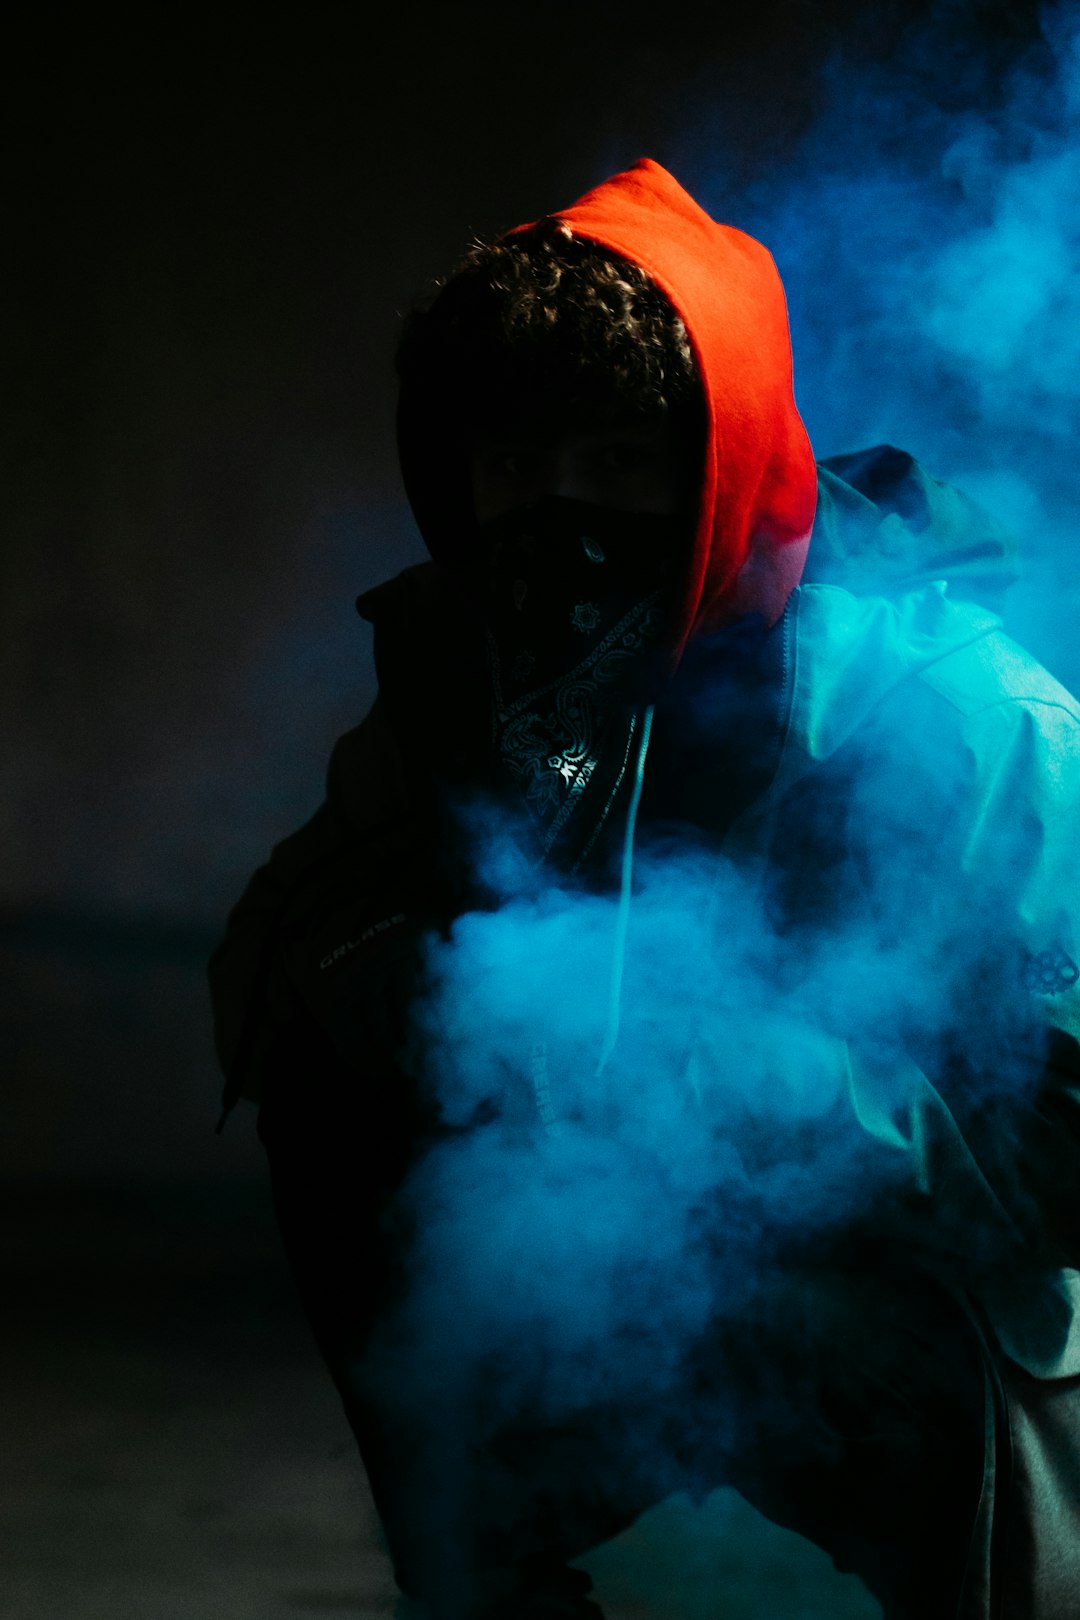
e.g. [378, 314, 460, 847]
[810, 445, 1020, 608]
[397, 158, 818, 667]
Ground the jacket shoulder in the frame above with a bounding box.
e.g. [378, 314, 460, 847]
[914, 625, 1080, 729]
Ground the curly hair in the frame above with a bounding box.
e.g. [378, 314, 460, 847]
[396, 219, 701, 438]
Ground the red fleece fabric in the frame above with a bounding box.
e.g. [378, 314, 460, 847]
[512, 159, 818, 655]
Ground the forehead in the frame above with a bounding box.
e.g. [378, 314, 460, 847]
[468, 397, 675, 446]
[458, 334, 669, 426]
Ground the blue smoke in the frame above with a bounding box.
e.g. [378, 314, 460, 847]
[361, 5, 1080, 1602]
[679, 2, 1080, 688]
[394, 798, 1036, 1382]
[367, 707, 1046, 1590]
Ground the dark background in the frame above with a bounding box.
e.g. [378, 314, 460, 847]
[1, 5, 1066, 1614]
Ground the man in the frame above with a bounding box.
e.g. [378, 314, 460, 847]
[209, 160, 1080, 1619]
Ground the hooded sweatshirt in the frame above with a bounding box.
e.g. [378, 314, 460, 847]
[398, 158, 819, 663]
[210, 163, 1080, 1616]
[211, 162, 1064, 1135]
[395, 159, 820, 869]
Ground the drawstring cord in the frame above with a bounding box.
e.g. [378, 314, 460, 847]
[596, 702, 655, 1075]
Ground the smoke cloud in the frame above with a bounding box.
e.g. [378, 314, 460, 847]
[359, 5, 1080, 1605]
[690, 1, 1080, 687]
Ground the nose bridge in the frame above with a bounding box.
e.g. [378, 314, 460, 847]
[550, 438, 586, 502]
[520, 439, 576, 505]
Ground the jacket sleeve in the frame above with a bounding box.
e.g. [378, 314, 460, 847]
[847, 680, 1080, 1372]
[899, 661, 1080, 1276]
[702, 657, 1080, 1376]
[207, 696, 415, 1114]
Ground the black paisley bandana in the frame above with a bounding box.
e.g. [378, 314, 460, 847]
[471, 496, 686, 869]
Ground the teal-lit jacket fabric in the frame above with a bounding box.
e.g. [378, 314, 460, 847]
[209, 447, 1080, 1615]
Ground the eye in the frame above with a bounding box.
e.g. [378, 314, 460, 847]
[595, 440, 654, 473]
[478, 446, 538, 482]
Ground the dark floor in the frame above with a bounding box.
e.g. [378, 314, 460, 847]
[2, 1180, 880, 1620]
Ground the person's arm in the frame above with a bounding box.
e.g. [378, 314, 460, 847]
[691, 668, 1080, 1372]
[208, 697, 415, 1118]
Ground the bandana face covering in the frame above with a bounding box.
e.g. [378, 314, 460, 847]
[470, 495, 686, 869]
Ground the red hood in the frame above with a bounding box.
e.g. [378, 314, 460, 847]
[399, 158, 817, 664]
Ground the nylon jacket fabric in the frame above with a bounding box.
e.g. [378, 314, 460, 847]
[209, 446, 1080, 1616]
